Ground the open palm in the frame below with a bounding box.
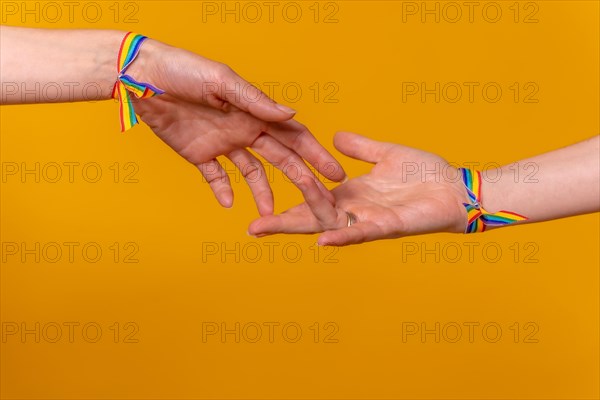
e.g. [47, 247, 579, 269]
[248, 131, 470, 246]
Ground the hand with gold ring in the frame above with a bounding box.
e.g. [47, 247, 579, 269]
[248, 131, 470, 246]
[249, 132, 600, 246]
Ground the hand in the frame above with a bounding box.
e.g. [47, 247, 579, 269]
[126, 39, 346, 214]
[248, 132, 470, 246]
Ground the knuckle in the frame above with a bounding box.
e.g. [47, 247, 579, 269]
[242, 162, 262, 180]
[296, 174, 314, 189]
[215, 63, 234, 80]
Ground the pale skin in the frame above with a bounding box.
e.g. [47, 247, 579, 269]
[0, 26, 346, 215]
[2, 27, 598, 246]
[248, 133, 600, 246]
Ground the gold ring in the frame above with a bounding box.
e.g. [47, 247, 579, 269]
[346, 211, 358, 227]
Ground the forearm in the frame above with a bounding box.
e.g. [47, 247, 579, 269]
[0, 26, 125, 104]
[481, 135, 600, 225]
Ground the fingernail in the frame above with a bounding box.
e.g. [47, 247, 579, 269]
[246, 231, 257, 238]
[275, 104, 296, 114]
[342, 175, 350, 184]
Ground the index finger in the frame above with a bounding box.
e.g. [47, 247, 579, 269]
[266, 120, 347, 182]
[218, 65, 298, 122]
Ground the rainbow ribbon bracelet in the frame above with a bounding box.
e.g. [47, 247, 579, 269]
[112, 32, 165, 132]
[459, 168, 527, 233]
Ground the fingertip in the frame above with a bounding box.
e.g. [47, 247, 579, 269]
[247, 218, 263, 236]
[333, 131, 355, 152]
[274, 103, 297, 116]
[333, 130, 354, 143]
[331, 165, 348, 182]
[257, 202, 274, 217]
[248, 225, 271, 238]
[248, 101, 296, 122]
[218, 191, 234, 208]
[316, 157, 347, 182]
[317, 234, 336, 247]
[246, 230, 267, 238]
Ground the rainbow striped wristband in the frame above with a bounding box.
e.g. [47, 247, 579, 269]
[112, 32, 165, 132]
[459, 168, 527, 233]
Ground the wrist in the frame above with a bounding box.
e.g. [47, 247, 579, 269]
[479, 165, 530, 226]
[457, 166, 529, 233]
[123, 37, 169, 92]
[90, 30, 126, 100]
[479, 167, 509, 214]
[111, 34, 168, 131]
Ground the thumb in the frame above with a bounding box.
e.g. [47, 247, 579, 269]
[333, 131, 394, 164]
[220, 67, 297, 122]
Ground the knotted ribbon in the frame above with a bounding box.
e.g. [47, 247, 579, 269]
[112, 32, 165, 132]
[459, 168, 527, 233]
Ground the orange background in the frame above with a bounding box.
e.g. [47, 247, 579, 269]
[1, 1, 599, 398]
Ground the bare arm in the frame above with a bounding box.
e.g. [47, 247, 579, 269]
[0, 26, 122, 103]
[483, 136, 600, 223]
[0, 26, 347, 214]
[249, 134, 600, 246]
